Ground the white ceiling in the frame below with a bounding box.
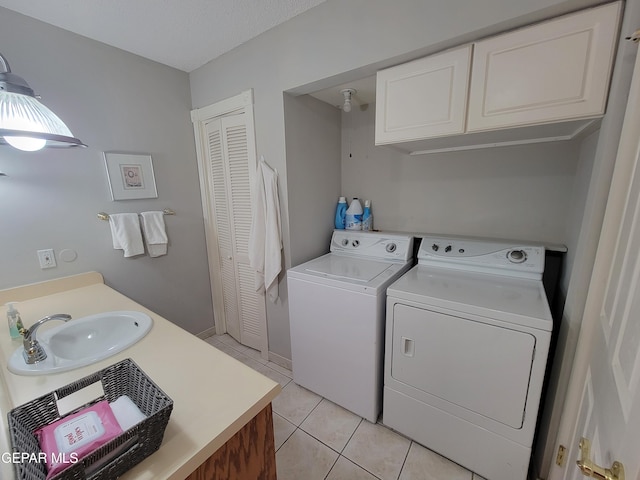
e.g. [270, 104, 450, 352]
[0, 0, 327, 72]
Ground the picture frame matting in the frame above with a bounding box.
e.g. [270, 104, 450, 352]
[103, 152, 158, 201]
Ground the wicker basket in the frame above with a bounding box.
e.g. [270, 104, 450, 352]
[7, 358, 173, 480]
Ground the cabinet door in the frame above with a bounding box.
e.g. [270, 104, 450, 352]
[375, 45, 471, 144]
[467, 2, 621, 132]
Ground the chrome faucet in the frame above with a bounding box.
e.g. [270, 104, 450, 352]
[21, 314, 71, 364]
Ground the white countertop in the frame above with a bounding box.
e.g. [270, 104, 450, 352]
[0, 272, 281, 479]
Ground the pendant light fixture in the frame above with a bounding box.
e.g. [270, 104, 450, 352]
[0, 52, 86, 151]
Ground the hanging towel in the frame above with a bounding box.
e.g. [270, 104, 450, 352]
[249, 157, 282, 303]
[108, 213, 144, 258]
[140, 211, 169, 257]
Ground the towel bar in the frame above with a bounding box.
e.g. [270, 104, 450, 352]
[98, 208, 175, 221]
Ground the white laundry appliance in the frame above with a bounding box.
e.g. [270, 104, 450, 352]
[383, 236, 552, 480]
[288, 230, 414, 422]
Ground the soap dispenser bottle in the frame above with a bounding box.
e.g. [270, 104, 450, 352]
[6, 302, 24, 340]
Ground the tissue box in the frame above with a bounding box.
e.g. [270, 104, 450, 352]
[7, 358, 173, 480]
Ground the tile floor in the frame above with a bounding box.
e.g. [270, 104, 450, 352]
[205, 334, 487, 480]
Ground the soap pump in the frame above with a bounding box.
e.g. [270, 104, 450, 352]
[6, 302, 24, 340]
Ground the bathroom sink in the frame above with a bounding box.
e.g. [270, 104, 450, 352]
[7, 311, 153, 376]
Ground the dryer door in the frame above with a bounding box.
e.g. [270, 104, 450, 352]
[390, 304, 535, 429]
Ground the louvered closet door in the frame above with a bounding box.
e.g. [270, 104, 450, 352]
[204, 114, 265, 351]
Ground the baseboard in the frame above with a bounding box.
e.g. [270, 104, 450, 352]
[196, 327, 216, 339]
[268, 351, 292, 371]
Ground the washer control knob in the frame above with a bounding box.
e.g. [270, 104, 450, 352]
[445, 245, 452, 253]
[386, 243, 397, 253]
[432, 244, 439, 252]
[507, 249, 527, 263]
[352, 240, 360, 247]
[341, 238, 349, 247]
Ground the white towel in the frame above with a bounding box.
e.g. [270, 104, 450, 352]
[248, 157, 282, 303]
[108, 213, 144, 258]
[110, 395, 147, 431]
[140, 211, 168, 257]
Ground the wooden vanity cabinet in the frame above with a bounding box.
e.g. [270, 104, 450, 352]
[185, 403, 277, 480]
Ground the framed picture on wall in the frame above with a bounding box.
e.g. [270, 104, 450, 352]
[103, 152, 158, 200]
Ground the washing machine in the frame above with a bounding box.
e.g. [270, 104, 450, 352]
[383, 236, 552, 480]
[288, 230, 414, 422]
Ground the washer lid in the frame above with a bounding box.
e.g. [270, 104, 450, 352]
[387, 265, 553, 331]
[299, 254, 398, 282]
[288, 253, 412, 294]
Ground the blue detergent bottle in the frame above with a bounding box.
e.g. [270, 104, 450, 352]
[335, 196, 347, 229]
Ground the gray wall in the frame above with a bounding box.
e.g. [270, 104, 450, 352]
[0, 8, 214, 335]
[341, 105, 579, 244]
[284, 94, 342, 268]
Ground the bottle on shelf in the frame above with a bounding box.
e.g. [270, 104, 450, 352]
[345, 198, 363, 230]
[362, 200, 373, 231]
[334, 196, 347, 229]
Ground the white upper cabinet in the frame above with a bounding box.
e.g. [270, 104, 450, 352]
[374, 2, 621, 153]
[467, 1, 621, 132]
[375, 45, 472, 144]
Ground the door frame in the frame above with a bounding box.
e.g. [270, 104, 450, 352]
[191, 90, 267, 352]
[549, 33, 640, 480]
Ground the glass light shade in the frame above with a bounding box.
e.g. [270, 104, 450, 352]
[0, 91, 85, 150]
[5, 136, 46, 151]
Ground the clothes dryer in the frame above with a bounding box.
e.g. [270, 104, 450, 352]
[288, 230, 414, 422]
[384, 236, 552, 480]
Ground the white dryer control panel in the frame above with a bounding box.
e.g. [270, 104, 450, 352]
[330, 230, 413, 262]
[418, 235, 545, 279]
